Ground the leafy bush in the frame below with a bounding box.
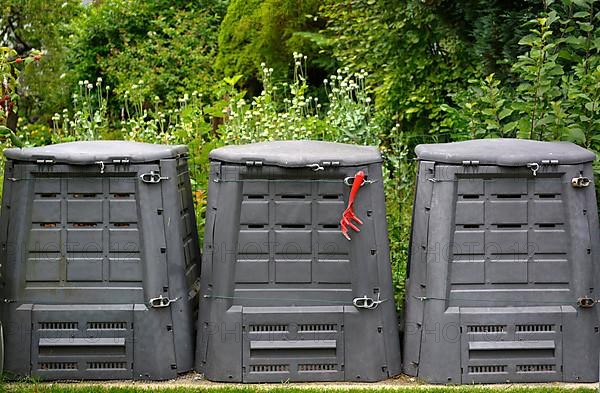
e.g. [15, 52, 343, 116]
[214, 0, 328, 92]
[67, 0, 226, 111]
[0, 0, 82, 123]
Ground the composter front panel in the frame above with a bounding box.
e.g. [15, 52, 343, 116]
[0, 141, 200, 381]
[197, 141, 402, 383]
[234, 171, 351, 304]
[448, 172, 572, 306]
[404, 139, 600, 384]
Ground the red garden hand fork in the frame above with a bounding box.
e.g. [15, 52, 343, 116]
[341, 170, 365, 240]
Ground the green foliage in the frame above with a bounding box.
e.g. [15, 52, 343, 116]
[67, 0, 226, 110]
[0, 0, 82, 121]
[223, 55, 379, 145]
[446, 0, 600, 148]
[214, 0, 327, 90]
[428, 0, 543, 78]
[319, 0, 476, 145]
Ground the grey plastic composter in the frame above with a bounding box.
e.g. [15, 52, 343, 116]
[404, 138, 600, 384]
[196, 140, 401, 382]
[0, 141, 201, 380]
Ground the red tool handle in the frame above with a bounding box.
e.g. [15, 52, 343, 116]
[347, 171, 365, 208]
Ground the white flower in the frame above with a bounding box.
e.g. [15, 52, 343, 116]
[78, 81, 84, 86]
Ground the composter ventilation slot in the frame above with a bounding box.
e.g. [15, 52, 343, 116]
[38, 362, 78, 370]
[280, 194, 306, 199]
[72, 193, 99, 198]
[468, 365, 507, 374]
[39, 322, 78, 330]
[516, 324, 555, 333]
[87, 362, 127, 370]
[497, 194, 523, 199]
[87, 322, 127, 330]
[467, 325, 506, 333]
[516, 364, 556, 373]
[298, 364, 337, 372]
[249, 364, 289, 373]
[249, 324, 288, 332]
[298, 324, 338, 332]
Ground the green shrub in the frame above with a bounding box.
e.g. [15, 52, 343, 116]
[67, 0, 225, 111]
[214, 0, 328, 92]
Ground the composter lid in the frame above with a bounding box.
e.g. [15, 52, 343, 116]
[415, 138, 595, 166]
[4, 141, 188, 164]
[209, 140, 382, 167]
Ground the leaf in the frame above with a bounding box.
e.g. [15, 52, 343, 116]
[499, 108, 513, 120]
[566, 127, 586, 143]
[0, 126, 23, 147]
[518, 34, 538, 46]
[223, 74, 243, 87]
[9, 133, 23, 147]
[573, 11, 590, 18]
[518, 117, 532, 133]
[577, 22, 594, 32]
[572, 0, 591, 9]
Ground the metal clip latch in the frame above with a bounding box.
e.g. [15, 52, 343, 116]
[527, 162, 539, 176]
[353, 293, 383, 310]
[95, 161, 105, 174]
[140, 171, 169, 184]
[571, 176, 591, 188]
[344, 176, 376, 187]
[307, 163, 324, 172]
[149, 295, 180, 308]
[577, 296, 595, 308]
